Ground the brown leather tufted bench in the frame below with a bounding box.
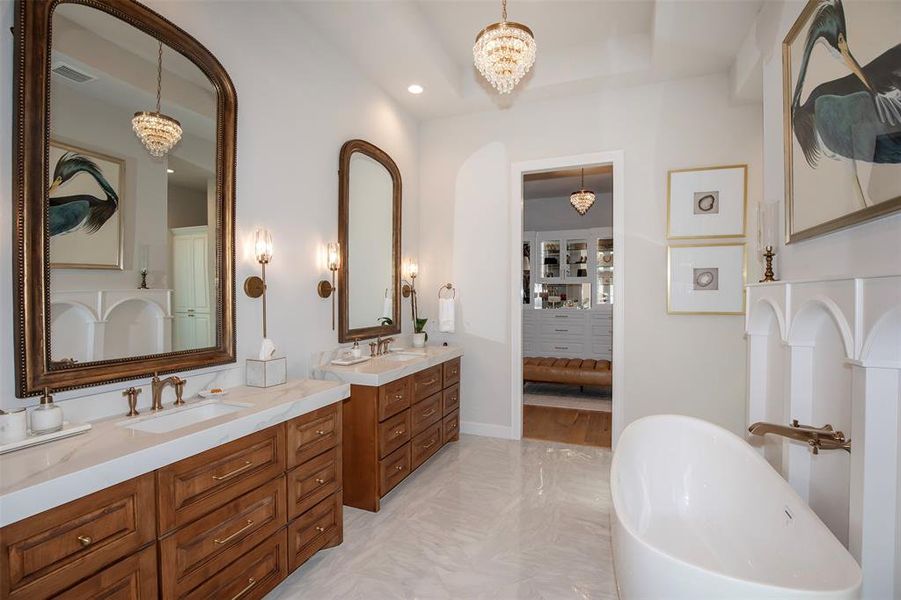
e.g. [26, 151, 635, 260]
[523, 357, 612, 388]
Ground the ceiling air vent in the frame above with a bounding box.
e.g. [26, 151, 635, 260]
[51, 63, 95, 84]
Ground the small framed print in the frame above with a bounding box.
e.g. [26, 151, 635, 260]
[667, 243, 746, 315]
[667, 165, 747, 239]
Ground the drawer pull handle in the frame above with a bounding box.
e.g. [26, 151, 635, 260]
[315, 477, 326, 485]
[212, 461, 253, 481]
[423, 440, 437, 450]
[422, 408, 437, 418]
[214, 519, 254, 545]
[230, 577, 257, 600]
[77, 535, 93, 547]
[394, 394, 403, 400]
[450, 396, 457, 402]
[393, 428, 404, 437]
[395, 464, 404, 471]
[316, 429, 328, 436]
[315, 525, 326, 533]
[421, 379, 437, 387]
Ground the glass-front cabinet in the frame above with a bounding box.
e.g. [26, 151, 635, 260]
[526, 227, 612, 310]
[522, 227, 614, 360]
[596, 237, 613, 305]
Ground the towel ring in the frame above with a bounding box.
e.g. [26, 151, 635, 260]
[438, 283, 455, 299]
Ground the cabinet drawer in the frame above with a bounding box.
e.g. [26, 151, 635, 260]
[160, 477, 287, 599]
[286, 402, 341, 469]
[287, 447, 341, 519]
[410, 392, 442, 435]
[378, 444, 410, 497]
[411, 422, 442, 471]
[54, 545, 158, 600]
[377, 377, 411, 421]
[0, 473, 155, 599]
[540, 322, 583, 336]
[287, 492, 343, 572]
[185, 529, 288, 600]
[157, 426, 285, 534]
[442, 358, 461, 387]
[442, 384, 460, 416]
[442, 410, 460, 444]
[412, 365, 442, 401]
[539, 341, 584, 356]
[378, 409, 410, 459]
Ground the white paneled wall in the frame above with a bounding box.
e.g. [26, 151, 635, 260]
[746, 275, 901, 598]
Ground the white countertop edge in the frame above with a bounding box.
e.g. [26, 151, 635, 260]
[315, 346, 463, 386]
[0, 382, 349, 527]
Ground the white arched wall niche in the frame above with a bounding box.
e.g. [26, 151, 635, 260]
[746, 276, 901, 598]
[747, 298, 787, 473]
[788, 300, 853, 548]
[103, 298, 169, 360]
[49, 301, 97, 364]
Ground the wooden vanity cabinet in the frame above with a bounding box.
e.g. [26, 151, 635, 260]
[0, 401, 344, 600]
[343, 357, 461, 512]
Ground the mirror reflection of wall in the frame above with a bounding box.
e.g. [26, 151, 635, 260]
[47, 3, 218, 364]
[347, 153, 395, 330]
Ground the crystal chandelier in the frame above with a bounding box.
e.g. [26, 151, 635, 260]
[570, 168, 596, 215]
[473, 0, 536, 94]
[132, 42, 182, 158]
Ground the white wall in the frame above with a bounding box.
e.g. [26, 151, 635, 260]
[524, 193, 611, 231]
[418, 73, 762, 437]
[0, 0, 419, 414]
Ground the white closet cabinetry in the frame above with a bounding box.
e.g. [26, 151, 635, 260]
[171, 226, 212, 350]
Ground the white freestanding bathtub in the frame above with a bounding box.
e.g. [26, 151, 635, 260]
[611, 415, 861, 599]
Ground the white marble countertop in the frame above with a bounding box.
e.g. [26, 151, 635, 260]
[314, 344, 463, 386]
[0, 378, 349, 528]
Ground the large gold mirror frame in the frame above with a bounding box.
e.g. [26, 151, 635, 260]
[338, 140, 402, 343]
[12, 0, 237, 397]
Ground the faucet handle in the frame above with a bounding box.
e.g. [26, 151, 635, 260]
[123, 387, 141, 417]
[173, 378, 186, 406]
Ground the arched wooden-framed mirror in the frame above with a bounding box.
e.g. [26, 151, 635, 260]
[337, 139, 402, 343]
[12, 0, 237, 396]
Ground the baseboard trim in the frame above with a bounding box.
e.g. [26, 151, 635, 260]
[460, 421, 515, 440]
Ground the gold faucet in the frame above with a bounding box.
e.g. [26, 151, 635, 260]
[151, 372, 186, 411]
[749, 419, 851, 454]
[375, 336, 394, 356]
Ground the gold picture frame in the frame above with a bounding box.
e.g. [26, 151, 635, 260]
[782, 0, 901, 243]
[666, 164, 748, 240]
[667, 242, 747, 315]
[48, 139, 125, 270]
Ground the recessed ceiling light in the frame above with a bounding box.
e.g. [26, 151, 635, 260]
[166, 168, 175, 174]
[407, 84, 424, 95]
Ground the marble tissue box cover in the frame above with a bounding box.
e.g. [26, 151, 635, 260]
[246, 356, 287, 388]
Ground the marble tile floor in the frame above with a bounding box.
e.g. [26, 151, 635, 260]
[268, 435, 618, 599]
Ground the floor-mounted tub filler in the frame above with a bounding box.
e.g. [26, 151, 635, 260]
[611, 415, 861, 599]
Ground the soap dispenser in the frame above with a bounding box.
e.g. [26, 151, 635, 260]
[31, 387, 63, 434]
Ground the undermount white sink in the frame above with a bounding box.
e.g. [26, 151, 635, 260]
[119, 400, 251, 434]
[380, 352, 421, 362]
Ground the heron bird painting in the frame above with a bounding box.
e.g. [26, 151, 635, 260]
[48, 142, 124, 269]
[783, 0, 901, 242]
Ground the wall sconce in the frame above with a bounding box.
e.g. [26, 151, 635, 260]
[244, 229, 273, 337]
[317, 242, 340, 329]
[401, 258, 418, 298]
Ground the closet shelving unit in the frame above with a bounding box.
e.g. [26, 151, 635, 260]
[522, 227, 612, 360]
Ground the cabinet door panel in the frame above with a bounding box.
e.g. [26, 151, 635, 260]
[287, 447, 341, 519]
[287, 492, 343, 572]
[54, 545, 158, 600]
[286, 403, 341, 469]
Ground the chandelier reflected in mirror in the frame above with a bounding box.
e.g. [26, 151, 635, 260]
[473, 0, 536, 95]
[570, 168, 596, 216]
[132, 41, 183, 158]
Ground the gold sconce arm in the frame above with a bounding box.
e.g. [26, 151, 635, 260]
[318, 243, 340, 330]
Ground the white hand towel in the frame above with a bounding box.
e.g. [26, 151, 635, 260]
[438, 297, 455, 333]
